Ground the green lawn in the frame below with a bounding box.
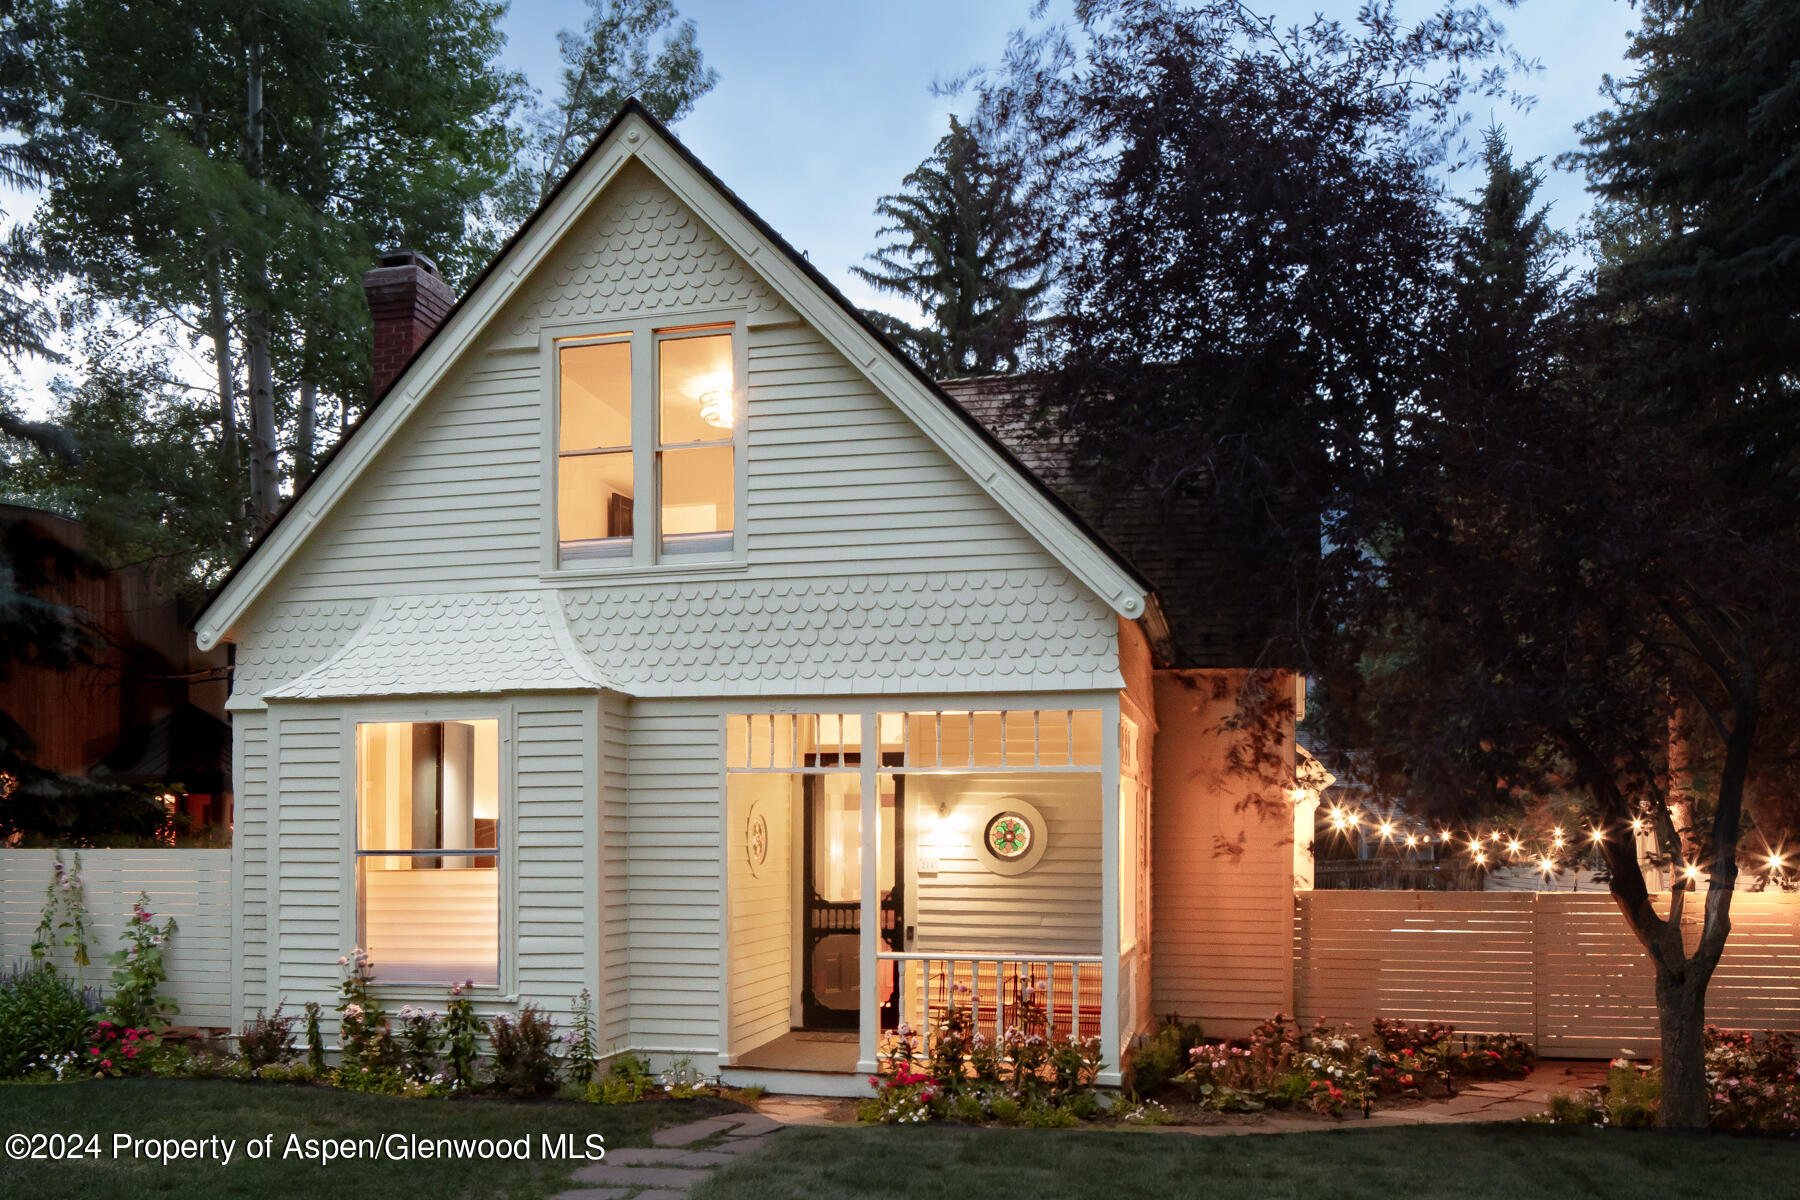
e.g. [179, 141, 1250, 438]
[0, 1078, 742, 1199]
[694, 1122, 1800, 1200]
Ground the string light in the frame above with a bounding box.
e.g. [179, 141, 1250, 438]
[1589, 827, 1606, 844]
[1472, 849, 1488, 866]
[1491, 830, 1504, 843]
[1538, 856, 1556, 874]
[1770, 853, 1786, 871]
[1552, 827, 1566, 848]
[1630, 816, 1645, 834]
[1682, 864, 1702, 883]
[1378, 820, 1396, 840]
[1507, 839, 1523, 856]
[1404, 834, 1419, 849]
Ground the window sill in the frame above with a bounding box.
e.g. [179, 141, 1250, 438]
[541, 558, 750, 587]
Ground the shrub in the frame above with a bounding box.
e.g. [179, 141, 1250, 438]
[0, 962, 99, 1078]
[240, 1003, 298, 1070]
[303, 1001, 326, 1073]
[1128, 1018, 1206, 1098]
[564, 989, 598, 1085]
[396, 1005, 442, 1083]
[86, 1021, 157, 1076]
[488, 1003, 559, 1095]
[443, 981, 484, 1091]
[106, 896, 178, 1030]
[585, 1053, 653, 1104]
[336, 949, 398, 1072]
[1705, 1027, 1800, 1130]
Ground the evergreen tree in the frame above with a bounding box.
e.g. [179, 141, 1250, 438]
[851, 116, 1048, 378]
[0, 0, 59, 369]
[1573, 0, 1800, 455]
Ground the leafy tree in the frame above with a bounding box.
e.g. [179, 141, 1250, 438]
[512, 0, 718, 212]
[852, 115, 1050, 377]
[31, 0, 522, 528]
[966, 0, 1522, 664]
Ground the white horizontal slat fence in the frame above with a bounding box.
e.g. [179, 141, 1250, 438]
[1295, 890, 1800, 1058]
[0, 850, 233, 1027]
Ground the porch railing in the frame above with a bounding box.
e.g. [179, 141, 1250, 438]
[877, 951, 1104, 1056]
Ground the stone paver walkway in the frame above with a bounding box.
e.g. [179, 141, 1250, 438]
[554, 1110, 793, 1200]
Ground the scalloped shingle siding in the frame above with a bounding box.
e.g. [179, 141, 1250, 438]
[507, 162, 780, 336]
[267, 591, 606, 700]
[560, 568, 1117, 694]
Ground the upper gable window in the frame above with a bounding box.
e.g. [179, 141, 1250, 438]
[657, 331, 734, 556]
[558, 337, 634, 562]
[555, 323, 738, 568]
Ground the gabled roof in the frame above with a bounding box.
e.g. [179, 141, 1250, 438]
[194, 99, 1150, 651]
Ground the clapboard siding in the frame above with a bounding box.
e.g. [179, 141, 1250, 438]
[726, 772, 795, 1056]
[0, 850, 233, 1026]
[911, 774, 1103, 956]
[626, 704, 724, 1049]
[514, 699, 597, 1005]
[599, 691, 631, 1045]
[237, 712, 270, 1021]
[274, 712, 345, 1008]
[1151, 671, 1298, 1034]
[1296, 891, 1800, 1056]
[743, 323, 1060, 576]
[282, 363, 541, 603]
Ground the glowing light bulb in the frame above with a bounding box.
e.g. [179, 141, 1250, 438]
[1590, 827, 1605, 844]
[1405, 834, 1419, 849]
[1770, 853, 1786, 871]
[1682, 864, 1702, 883]
[1491, 831, 1503, 843]
[1507, 840, 1523, 855]
[697, 381, 734, 429]
[1539, 857, 1555, 873]
[1552, 828, 1566, 847]
[1630, 817, 1645, 834]
[1378, 821, 1395, 839]
[1473, 849, 1488, 866]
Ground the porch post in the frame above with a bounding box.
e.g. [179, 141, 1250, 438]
[857, 711, 879, 1075]
[1100, 695, 1123, 1086]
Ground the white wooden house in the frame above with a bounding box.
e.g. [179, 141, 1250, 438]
[195, 101, 1303, 1094]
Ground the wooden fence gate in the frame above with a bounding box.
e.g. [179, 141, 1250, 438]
[1295, 890, 1800, 1058]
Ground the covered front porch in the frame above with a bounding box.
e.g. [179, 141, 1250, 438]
[716, 704, 1151, 1094]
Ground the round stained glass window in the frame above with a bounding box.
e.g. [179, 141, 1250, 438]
[985, 812, 1033, 860]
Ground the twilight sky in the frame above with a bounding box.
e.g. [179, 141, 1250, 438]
[499, 0, 1644, 317]
[3, 2, 1644, 410]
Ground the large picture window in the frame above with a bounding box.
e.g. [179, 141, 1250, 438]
[355, 719, 500, 985]
[554, 323, 737, 567]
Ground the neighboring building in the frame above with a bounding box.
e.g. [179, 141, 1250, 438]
[1, 504, 231, 837]
[193, 102, 1303, 1092]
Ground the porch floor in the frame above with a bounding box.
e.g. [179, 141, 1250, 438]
[734, 1031, 859, 1074]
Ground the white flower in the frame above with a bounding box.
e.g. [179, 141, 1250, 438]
[344, 1003, 364, 1020]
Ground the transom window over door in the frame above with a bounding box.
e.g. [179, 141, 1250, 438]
[356, 719, 500, 985]
[553, 322, 739, 568]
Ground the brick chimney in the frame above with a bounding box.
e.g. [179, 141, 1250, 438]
[362, 249, 455, 399]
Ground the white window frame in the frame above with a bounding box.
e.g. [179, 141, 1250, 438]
[337, 700, 516, 1000]
[539, 308, 750, 580]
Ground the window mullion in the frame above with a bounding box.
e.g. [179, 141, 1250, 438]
[631, 325, 655, 567]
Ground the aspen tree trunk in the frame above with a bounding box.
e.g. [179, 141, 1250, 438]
[205, 260, 239, 486]
[242, 32, 280, 526]
[295, 378, 316, 482]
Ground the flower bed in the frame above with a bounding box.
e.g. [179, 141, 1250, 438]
[1537, 1026, 1800, 1131]
[860, 1004, 1533, 1127]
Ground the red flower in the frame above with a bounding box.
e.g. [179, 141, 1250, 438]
[101, 1060, 111, 1069]
[89, 1048, 99, 1056]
